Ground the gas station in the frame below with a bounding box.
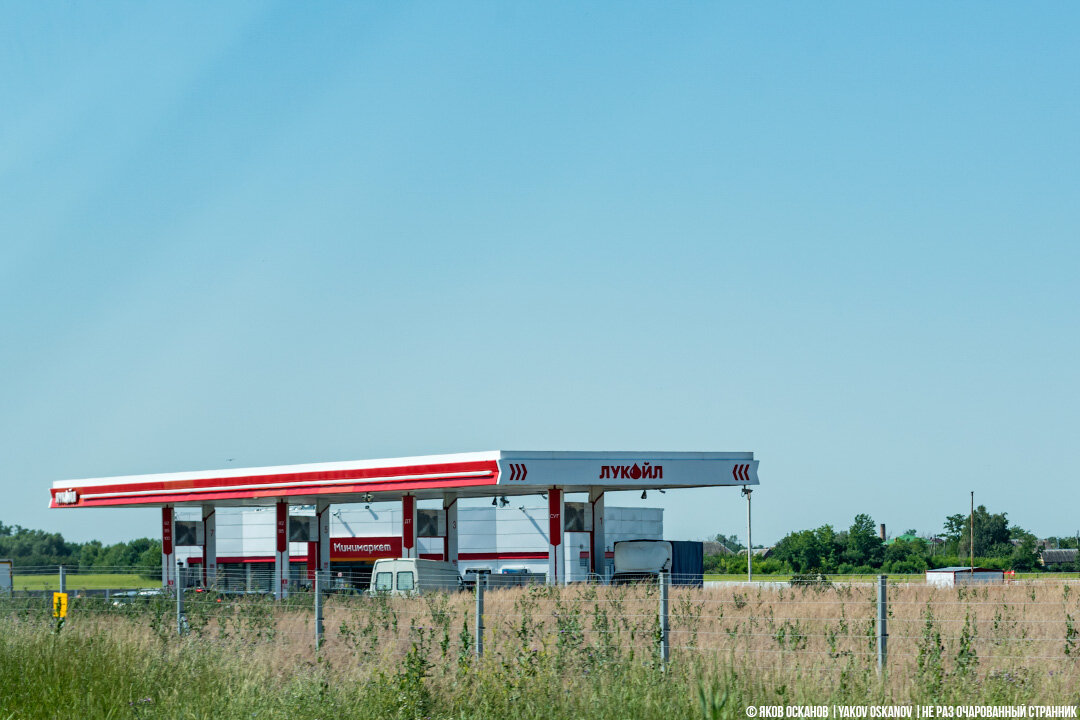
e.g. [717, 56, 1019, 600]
[49, 450, 759, 597]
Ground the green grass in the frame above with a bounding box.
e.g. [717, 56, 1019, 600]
[0, 613, 1036, 720]
[13, 573, 155, 591]
[703, 572, 1080, 582]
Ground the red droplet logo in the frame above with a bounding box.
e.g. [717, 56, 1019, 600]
[629, 464, 642, 479]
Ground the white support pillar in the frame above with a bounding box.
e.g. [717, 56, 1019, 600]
[161, 506, 176, 590]
[274, 501, 290, 600]
[402, 494, 417, 559]
[589, 488, 607, 581]
[443, 495, 459, 567]
[547, 488, 565, 585]
[316, 499, 331, 575]
[202, 505, 217, 589]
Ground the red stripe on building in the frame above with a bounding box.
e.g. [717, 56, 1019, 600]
[57, 460, 498, 507]
[188, 548, 550, 563]
[69, 474, 496, 508]
[457, 551, 549, 561]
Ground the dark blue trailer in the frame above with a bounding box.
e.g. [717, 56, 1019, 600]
[670, 540, 704, 587]
[611, 540, 704, 587]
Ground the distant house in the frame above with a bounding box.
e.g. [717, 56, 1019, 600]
[737, 546, 773, 559]
[926, 566, 1004, 588]
[703, 541, 735, 556]
[1040, 549, 1078, 567]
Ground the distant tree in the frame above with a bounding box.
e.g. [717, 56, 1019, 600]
[883, 538, 929, 573]
[772, 525, 840, 573]
[78, 540, 103, 568]
[953, 505, 1012, 558]
[842, 514, 884, 567]
[943, 514, 967, 544]
[1009, 535, 1040, 572]
[0, 519, 162, 574]
[135, 540, 163, 574]
[0, 524, 75, 566]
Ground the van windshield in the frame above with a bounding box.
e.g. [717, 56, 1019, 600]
[374, 572, 392, 591]
[396, 571, 415, 591]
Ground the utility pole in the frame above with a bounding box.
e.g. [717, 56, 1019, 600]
[969, 491, 974, 574]
[743, 487, 753, 582]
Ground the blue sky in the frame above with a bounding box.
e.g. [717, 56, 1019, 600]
[2, 3, 1077, 545]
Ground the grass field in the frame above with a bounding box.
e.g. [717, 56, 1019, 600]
[2, 578, 1079, 718]
[703, 572, 1080, 582]
[13, 573, 156, 591]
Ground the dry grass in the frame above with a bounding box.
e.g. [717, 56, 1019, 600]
[4, 578, 1079, 716]
[181, 580, 1080, 696]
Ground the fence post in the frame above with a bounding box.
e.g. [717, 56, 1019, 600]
[314, 571, 324, 651]
[877, 575, 888, 673]
[177, 560, 186, 636]
[59, 565, 66, 595]
[659, 570, 670, 667]
[474, 574, 485, 658]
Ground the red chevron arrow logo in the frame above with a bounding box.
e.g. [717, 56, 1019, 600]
[732, 463, 750, 481]
[508, 463, 528, 481]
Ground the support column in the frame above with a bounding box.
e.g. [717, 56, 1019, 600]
[161, 506, 176, 590]
[547, 488, 565, 585]
[274, 501, 290, 600]
[315, 499, 331, 575]
[402, 495, 417, 559]
[307, 541, 318, 583]
[444, 495, 459, 567]
[202, 505, 217, 589]
[589, 488, 607, 580]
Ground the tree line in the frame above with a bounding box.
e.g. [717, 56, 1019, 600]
[706, 505, 1071, 575]
[0, 520, 161, 572]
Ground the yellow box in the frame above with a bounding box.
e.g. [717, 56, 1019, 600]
[52, 592, 68, 618]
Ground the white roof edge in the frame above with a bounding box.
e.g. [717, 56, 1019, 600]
[53, 450, 503, 490]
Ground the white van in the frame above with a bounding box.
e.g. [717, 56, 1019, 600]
[369, 558, 462, 596]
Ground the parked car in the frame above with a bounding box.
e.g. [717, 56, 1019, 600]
[369, 558, 462, 596]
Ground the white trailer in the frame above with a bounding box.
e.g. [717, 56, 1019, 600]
[926, 566, 1004, 588]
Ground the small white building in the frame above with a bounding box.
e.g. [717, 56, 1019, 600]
[926, 566, 1004, 588]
